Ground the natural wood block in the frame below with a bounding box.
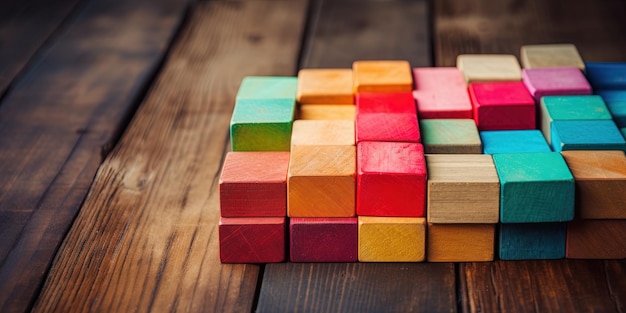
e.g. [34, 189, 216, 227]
[357, 142, 426, 217]
[540, 95, 612, 144]
[596, 90, 626, 128]
[296, 68, 354, 104]
[413, 67, 472, 118]
[468, 81, 535, 130]
[219, 217, 286, 263]
[493, 152, 575, 223]
[352, 60, 413, 93]
[419, 119, 482, 154]
[566, 219, 626, 259]
[426, 154, 499, 223]
[499, 223, 567, 260]
[561, 150, 626, 219]
[522, 67, 592, 100]
[358, 216, 426, 262]
[585, 62, 626, 90]
[480, 130, 551, 154]
[356, 112, 420, 143]
[299, 104, 355, 120]
[356, 92, 416, 114]
[289, 217, 358, 262]
[219, 152, 289, 217]
[427, 223, 495, 262]
[550, 120, 626, 152]
[288, 145, 355, 217]
[291, 120, 355, 147]
[230, 98, 295, 151]
[521, 44, 585, 70]
[456, 54, 522, 83]
[236, 76, 298, 101]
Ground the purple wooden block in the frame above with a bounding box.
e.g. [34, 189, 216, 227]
[522, 67, 592, 100]
[290, 217, 358, 262]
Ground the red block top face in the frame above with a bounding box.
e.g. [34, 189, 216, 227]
[412, 67, 472, 118]
[356, 113, 421, 143]
[357, 141, 426, 175]
[219, 152, 290, 183]
[522, 67, 592, 99]
[469, 81, 535, 107]
[356, 92, 416, 114]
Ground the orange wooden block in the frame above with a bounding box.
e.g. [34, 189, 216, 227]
[352, 60, 413, 93]
[299, 104, 355, 120]
[358, 216, 426, 262]
[297, 69, 354, 104]
[566, 219, 626, 259]
[291, 120, 355, 147]
[427, 223, 495, 262]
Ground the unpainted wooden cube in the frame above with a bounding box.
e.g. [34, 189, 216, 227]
[413, 67, 472, 119]
[291, 120, 355, 147]
[298, 104, 355, 120]
[468, 81, 535, 131]
[219, 217, 286, 263]
[427, 223, 495, 262]
[520, 44, 585, 70]
[296, 68, 354, 104]
[352, 60, 413, 93]
[358, 216, 426, 262]
[456, 54, 522, 83]
[480, 130, 551, 154]
[290, 217, 358, 262]
[419, 119, 482, 154]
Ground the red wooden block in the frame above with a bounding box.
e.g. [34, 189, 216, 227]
[468, 81, 536, 130]
[219, 217, 286, 263]
[289, 217, 358, 262]
[357, 142, 427, 217]
[356, 113, 420, 143]
[219, 152, 289, 217]
[356, 92, 416, 114]
[566, 219, 626, 259]
[413, 67, 473, 119]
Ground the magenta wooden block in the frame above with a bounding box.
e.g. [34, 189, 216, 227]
[356, 112, 420, 143]
[356, 92, 416, 114]
[468, 81, 536, 130]
[522, 67, 592, 100]
[219, 217, 286, 263]
[290, 217, 358, 262]
[413, 67, 472, 119]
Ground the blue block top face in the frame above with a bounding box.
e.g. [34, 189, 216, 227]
[550, 120, 626, 151]
[595, 90, 626, 103]
[236, 76, 298, 101]
[492, 152, 573, 183]
[481, 130, 552, 154]
[585, 62, 626, 90]
[540, 95, 612, 120]
[231, 98, 296, 124]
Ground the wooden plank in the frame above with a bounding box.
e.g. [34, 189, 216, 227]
[32, 1, 307, 312]
[0, 0, 187, 312]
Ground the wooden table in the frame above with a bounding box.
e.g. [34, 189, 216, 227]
[1, 0, 625, 312]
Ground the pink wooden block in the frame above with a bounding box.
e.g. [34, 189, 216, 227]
[413, 67, 473, 119]
[356, 113, 420, 143]
[219, 217, 286, 263]
[522, 67, 592, 100]
[356, 92, 416, 114]
[290, 217, 358, 262]
[468, 81, 536, 131]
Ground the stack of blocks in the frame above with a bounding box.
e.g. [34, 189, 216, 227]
[219, 43, 626, 263]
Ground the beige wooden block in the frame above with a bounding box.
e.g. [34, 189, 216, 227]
[358, 216, 426, 262]
[427, 223, 495, 262]
[456, 54, 522, 83]
[297, 69, 354, 104]
[352, 60, 413, 93]
[291, 120, 355, 147]
[521, 44, 585, 70]
[426, 154, 500, 223]
[299, 104, 355, 120]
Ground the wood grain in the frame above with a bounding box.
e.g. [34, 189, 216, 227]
[296, 68, 354, 104]
[566, 219, 626, 259]
[291, 120, 355, 147]
[419, 119, 482, 154]
[353, 60, 413, 93]
[427, 223, 495, 262]
[299, 104, 355, 120]
[356, 112, 420, 143]
[520, 44, 586, 70]
[358, 216, 426, 262]
[219, 217, 286, 263]
[289, 217, 358, 262]
[457, 54, 522, 83]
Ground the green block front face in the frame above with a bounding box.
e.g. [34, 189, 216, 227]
[236, 76, 298, 101]
[230, 98, 295, 151]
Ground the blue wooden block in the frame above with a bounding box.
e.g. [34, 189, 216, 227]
[585, 62, 626, 90]
[236, 76, 298, 101]
[595, 90, 626, 128]
[492, 152, 575, 223]
[550, 120, 626, 152]
[499, 223, 566, 260]
[230, 98, 296, 151]
[481, 130, 551, 154]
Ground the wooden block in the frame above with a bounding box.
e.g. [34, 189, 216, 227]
[291, 120, 355, 147]
[595, 90, 626, 128]
[356, 112, 420, 143]
[540, 95, 612, 144]
[493, 152, 575, 223]
[356, 92, 416, 114]
[419, 119, 482, 154]
[480, 130, 551, 154]
[426, 154, 500, 223]
[352, 60, 413, 93]
[236, 76, 298, 101]
[288, 145, 355, 217]
[499, 223, 567, 260]
[585, 62, 626, 90]
[520, 44, 585, 70]
[219, 152, 290, 217]
[219, 217, 286, 263]
[427, 223, 495, 262]
[230, 98, 295, 151]
[412, 67, 472, 118]
[456, 54, 522, 83]
[296, 69, 354, 104]
[522, 67, 592, 100]
[289, 217, 358, 262]
[468, 81, 535, 130]
[561, 150, 626, 219]
[357, 216, 426, 262]
[357, 142, 426, 217]
[550, 120, 626, 152]
[299, 104, 355, 120]
[566, 219, 626, 259]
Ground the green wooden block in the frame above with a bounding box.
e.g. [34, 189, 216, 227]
[493, 152, 575, 223]
[230, 98, 295, 151]
[550, 120, 626, 152]
[419, 119, 482, 153]
[540, 95, 612, 144]
[236, 76, 298, 101]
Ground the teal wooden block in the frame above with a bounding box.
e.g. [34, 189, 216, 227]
[622, 128, 626, 140]
[419, 119, 482, 153]
[499, 223, 566, 260]
[585, 62, 626, 90]
[230, 98, 295, 151]
[540, 95, 612, 144]
[550, 120, 626, 152]
[480, 130, 551, 154]
[236, 76, 298, 101]
[492, 152, 574, 223]
[595, 90, 626, 128]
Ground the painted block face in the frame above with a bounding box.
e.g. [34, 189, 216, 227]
[522, 67, 592, 100]
[357, 142, 426, 217]
[236, 76, 297, 101]
[290, 218, 358, 262]
[299, 104, 355, 120]
[230, 98, 295, 151]
[480, 130, 551, 154]
[596, 90, 626, 128]
[352, 60, 413, 93]
[419, 119, 482, 154]
[456, 54, 522, 83]
[219, 217, 286, 263]
[296, 69, 354, 104]
[468, 82, 535, 130]
[540, 95, 612, 144]
[358, 216, 426, 262]
[288, 145, 356, 217]
[427, 223, 495, 262]
[520, 44, 585, 70]
[566, 219, 626, 259]
[220, 152, 289, 217]
[356, 113, 420, 143]
[550, 120, 626, 152]
[493, 152, 575, 223]
[412, 67, 472, 118]
[499, 223, 567, 260]
[585, 62, 626, 90]
[561, 151, 626, 219]
[356, 92, 416, 114]
[291, 120, 355, 147]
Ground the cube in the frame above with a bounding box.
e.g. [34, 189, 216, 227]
[585, 62, 626, 90]
[412, 67, 472, 119]
[427, 223, 495, 262]
[419, 119, 482, 154]
[299, 104, 355, 120]
[352, 60, 413, 93]
[480, 130, 551, 154]
[550, 120, 626, 152]
[291, 120, 355, 147]
[540, 95, 612, 144]
[296, 69, 354, 104]
[456, 54, 522, 83]
[499, 223, 567, 260]
[290, 217, 358, 262]
[356, 113, 420, 143]
[566, 219, 626, 259]
[358, 216, 426, 262]
[230, 98, 295, 151]
[468, 82, 535, 130]
[236, 76, 297, 101]
[596, 90, 626, 128]
[219, 217, 286, 263]
[522, 67, 592, 100]
[520, 44, 585, 70]
[356, 92, 416, 114]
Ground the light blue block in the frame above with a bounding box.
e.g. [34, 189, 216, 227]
[499, 223, 566, 260]
[585, 62, 626, 90]
[236, 76, 298, 101]
[481, 130, 551, 154]
[540, 95, 612, 144]
[595, 90, 626, 128]
[550, 120, 626, 152]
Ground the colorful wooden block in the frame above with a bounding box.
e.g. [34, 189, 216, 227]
[468, 81, 535, 130]
[352, 60, 413, 93]
[595, 90, 626, 128]
[356, 92, 416, 114]
[230, 98, 295, 151]
[296, 69, 354, 104]
[480, 130, 551, 154]
[456, 54, 522, 83]
[419, 119, 482, 154]
[520, 44, 585, 70]
[585, 62, 626, 90]
[288, 145, 355, 217]
[357, 142, 426, 217]
[427, 223, 495, 262]
[499, 223, 567, 260]
[219, 152, 289, 217]
[566, 219, 626, 259]
[291, 120, 355, 147]
[299, 104, 355, 120]
[412, 67, 472, 118]
[290, 217, 358, 262]
[358, 216, 426, 262]
[426, 154, 500, 223]
[356, 113, 420, 143]
[493, 152, 575, 223]
[540, 95, 612, 144]
[550, 120, 626, 152]
[236, 76, 297, 101]
[522, 67, 592, 100]
[561, 150, 626, 219]
[219, 217, 286, 263]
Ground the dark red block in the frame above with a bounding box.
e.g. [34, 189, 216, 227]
[290, 217, 358, 262]
[356, 113, 420, 143]
[219, 217, 286, 263]
[356, 92, 416, 114]
[468, 81, 536, 131]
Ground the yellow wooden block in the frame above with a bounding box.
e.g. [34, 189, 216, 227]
[299, 104, 355, 120]
[297, 69, 354, 104]
[358, 216, 426, 262]
[352, 60, 413, 93]
[291, 120, 355, 147]
[456, 54, 522, 83]
[521, 44, 585, 70]
[427, 223, 495, 262]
